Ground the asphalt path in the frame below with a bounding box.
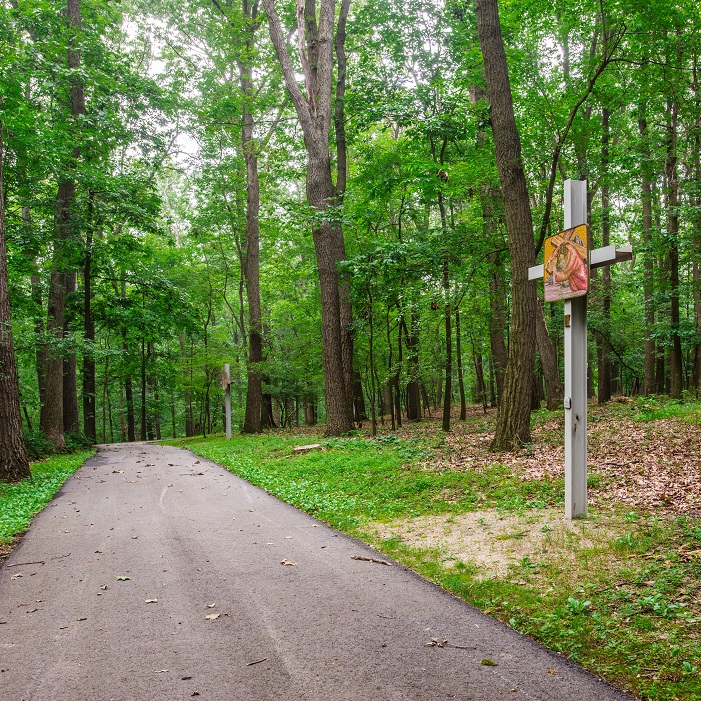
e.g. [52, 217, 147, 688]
[1, 442, 636, 701]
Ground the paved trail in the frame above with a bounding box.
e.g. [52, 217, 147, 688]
[1, 443, 636, 701]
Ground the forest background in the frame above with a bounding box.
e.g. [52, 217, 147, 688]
[1, 0, 700, 473]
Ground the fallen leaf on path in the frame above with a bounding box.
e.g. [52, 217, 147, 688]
[205, 613, 220, 620]
[116, 576, 131, 581]
[100, 584, 108, 590]
[10, 572, 23, 579]
[206, 603, 216, 608]
[191, 692, 200, 697]
[145, 599, 158, 604]
[481, 659, 498, 666]
[547, 668, 559, 675]
[112, 470, 124, 474]
[280, 559, 296, 566]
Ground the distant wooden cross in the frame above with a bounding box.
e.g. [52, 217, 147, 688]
[529, 180, 632, 519]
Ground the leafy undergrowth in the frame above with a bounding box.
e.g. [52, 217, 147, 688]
[0, 450, 95, 553]
[180, 398, 701, 701]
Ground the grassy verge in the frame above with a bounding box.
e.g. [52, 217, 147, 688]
[0, 450, 95, 553]
[175, 403, 701, 701]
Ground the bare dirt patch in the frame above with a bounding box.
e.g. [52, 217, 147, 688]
[368, 508, 622, 579]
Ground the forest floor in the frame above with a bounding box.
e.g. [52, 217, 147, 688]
[2, 398, 700, 700]
[178, 397, 701, 701]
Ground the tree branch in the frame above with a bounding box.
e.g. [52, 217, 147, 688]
[534, 23, 626, 257]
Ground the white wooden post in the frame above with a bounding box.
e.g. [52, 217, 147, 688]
[528, 179, 632, 520]
[223, 363, 232, 441]
[563, 180, 588, 519]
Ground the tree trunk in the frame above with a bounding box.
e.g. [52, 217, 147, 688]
[404, 311, 422, 420]
[455, 308, 467, 420]
[262, 0, 353, 435]
[32, 273, 47, 433]
[475, 0, 537, 449]
[442, 265, 452, 432]
[693, 60, 701, 393]
[83, 193, 96, 439]
[240, 5, 264, 435]
[44, 0, 85, 450]
[0, 123, 30, 481]
[597, 107, 612, 403]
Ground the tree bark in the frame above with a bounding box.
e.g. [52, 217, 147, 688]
[82, 191, 96, 439]
[45, 0, 86, 450]
[0, 122, 31, 482]
[262, 0, 353, 434]
[240, 6, 264, 434]
[455, 308, 467, 420]
[475, 0, 537, 449]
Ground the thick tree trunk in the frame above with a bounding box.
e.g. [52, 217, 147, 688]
[239, 6, 264, 435]
[475, 0, 537, 449]
[45, 0, 85, 450]
[82, 194, 96, 439]
[535, 298, 563, 409]
[0, 124, 31, 482]
[262, 0, 353, 435]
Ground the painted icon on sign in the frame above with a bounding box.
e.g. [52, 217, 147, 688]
[543, 224, 589, 302]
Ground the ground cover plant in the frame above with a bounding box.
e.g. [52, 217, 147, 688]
[180, 399, 701, 701]
[0, 450, 95, 557]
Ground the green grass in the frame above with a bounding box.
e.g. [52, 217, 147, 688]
[633, 397, 701, 423]
[175, 433, 563, 530]
[179, 428, 701, 701]
[0, 450, 95, 546]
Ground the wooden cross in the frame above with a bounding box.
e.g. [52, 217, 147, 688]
[529, 180, 632, 519]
